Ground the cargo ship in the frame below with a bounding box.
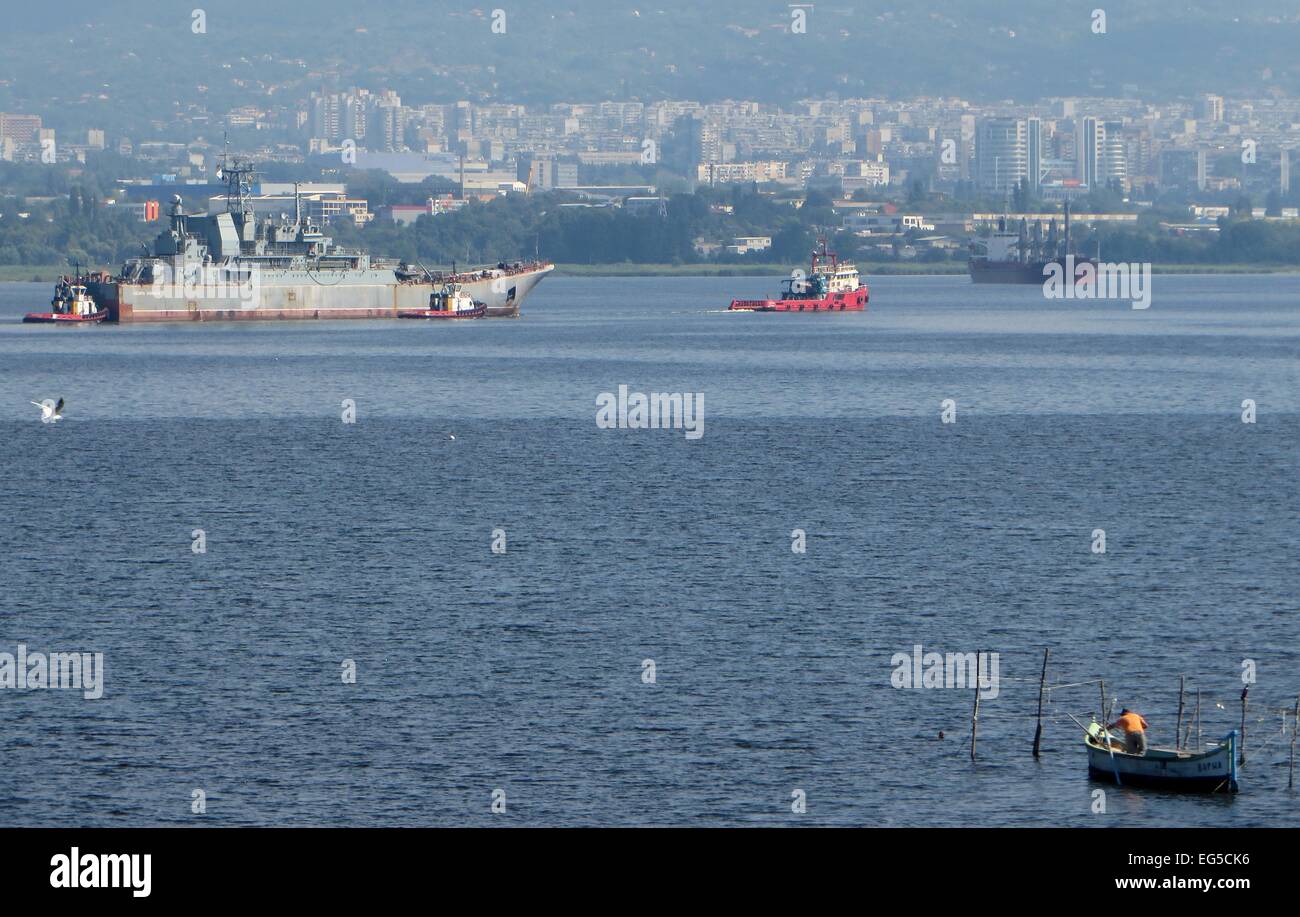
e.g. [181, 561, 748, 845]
[728, 239, 867, 311]
[82, 157, 552, 322]
[968, 202, 1096, 284]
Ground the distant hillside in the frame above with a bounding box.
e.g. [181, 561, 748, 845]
[2, 1, 1299, 136]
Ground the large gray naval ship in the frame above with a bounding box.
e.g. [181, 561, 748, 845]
[85, 158, 552, 322]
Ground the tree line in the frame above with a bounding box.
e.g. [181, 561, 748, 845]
[2, 180, 1300, 269]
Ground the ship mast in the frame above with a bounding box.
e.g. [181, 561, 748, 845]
[216, 148, 259, 224]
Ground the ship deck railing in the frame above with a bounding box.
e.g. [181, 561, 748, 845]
[414, 261, 553, 284]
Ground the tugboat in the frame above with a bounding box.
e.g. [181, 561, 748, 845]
[397, 281, 487, 319]
[23, 276, 108, 324]
[728, 238, 868, 311]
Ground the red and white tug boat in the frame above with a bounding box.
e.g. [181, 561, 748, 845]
[398, 281, 487, 319]
[23, 279, 108, 324]
[728, 239, 868, 312]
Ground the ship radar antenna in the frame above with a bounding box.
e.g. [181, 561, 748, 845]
[216, 153, 260, 221]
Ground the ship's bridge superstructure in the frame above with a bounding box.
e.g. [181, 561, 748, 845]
[822, 262, 862, 293]
[120, 158, 379, 285]
[782, 239, 861, 299]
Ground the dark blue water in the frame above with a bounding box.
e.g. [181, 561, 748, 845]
[1, 274, 1297, 826]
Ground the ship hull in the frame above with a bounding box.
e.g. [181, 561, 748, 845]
[23, 311, 108, 324]
[87, 265, 553, 323]
[397, 305, 486, 319]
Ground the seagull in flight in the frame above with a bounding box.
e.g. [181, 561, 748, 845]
[31, 398, 64, 423]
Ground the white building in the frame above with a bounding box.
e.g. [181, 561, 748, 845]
[697, 161, 788, 184]
[976, 118, 1027, 193]
[725, 236, 772, 255]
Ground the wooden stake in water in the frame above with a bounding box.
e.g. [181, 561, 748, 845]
[1239, 687, 1248, 766]
[1175, 675, 1185, 751]
[1290, 696, 1298, 791]
[1184, 689, 1199, 750]
[1033, 648, 1049, 759]
[970, 651, 981, 763]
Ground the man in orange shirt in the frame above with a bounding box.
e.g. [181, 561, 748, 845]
[1109, 708, 1150, 755]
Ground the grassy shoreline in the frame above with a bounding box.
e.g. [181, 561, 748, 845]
[0, 265, 71, 282]
[554, 262, 1300, 277]
[555, 262, 964, 276]
[4, 262, 1299, 283]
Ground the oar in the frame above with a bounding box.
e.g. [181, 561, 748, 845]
[1063, 712, 1095, 737]
[1066, 713, 1122, 787]
[1101, 724, 1123, 787]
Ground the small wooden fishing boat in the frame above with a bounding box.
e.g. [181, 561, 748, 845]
[398, 281, 486, 319]
[1084, 721, 1238, 793]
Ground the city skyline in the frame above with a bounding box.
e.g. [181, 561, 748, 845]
[4, 89, 1297, 200]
